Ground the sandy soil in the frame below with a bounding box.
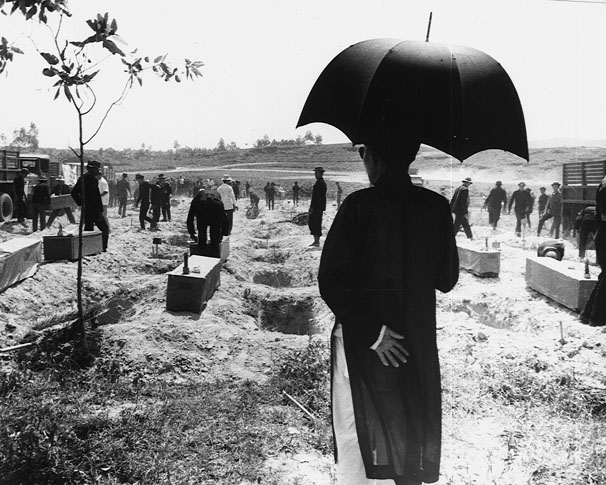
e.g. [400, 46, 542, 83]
[1, 177, 605, 483]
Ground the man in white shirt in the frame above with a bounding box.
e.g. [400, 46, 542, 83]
[216, 175, 237, 236]
[96, 172, 110, 228]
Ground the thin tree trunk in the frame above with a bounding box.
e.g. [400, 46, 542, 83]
[74, 110, 86, 342]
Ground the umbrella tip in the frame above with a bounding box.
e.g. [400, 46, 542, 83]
[425, 11, 433, 42]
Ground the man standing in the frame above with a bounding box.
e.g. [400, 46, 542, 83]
[450, 177, 473, 239]
[308, 166, 327, 247]
[537, 186, 548, 218]
[158, 174, 172, 222]
[31, 177, 50, 232]
[292, 181, 300, 206]
[580, 176, 606, 326]
[318, 140, 458, 485]
[116, 173, 131, 218]
[537, 182, 563, 238]
[97, 172, 110, 221]
[267, 182, 276, 210]
[508, 181, 532, 236]
[46, 176, 76, 226]
[217, 175, 237, 235]
[71, 160, 109, 251]
[336, 181, 344, 209]
[134, 173, 156, 230]
[525, 187, 535, 228]
[13, 168, 29, 226]
[150, 178, 163, 227]
[187, 188, 227, 258]
[575, 205, 596, 259]
[483, 180, 507, 230]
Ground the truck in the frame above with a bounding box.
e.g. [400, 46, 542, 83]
[561, 160, 606, 234]
[0, 149, 62, 221]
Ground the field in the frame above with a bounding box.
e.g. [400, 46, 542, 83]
[0, 143, 605, 484]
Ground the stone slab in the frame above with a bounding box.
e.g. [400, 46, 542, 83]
[457, 243, 501, 277]
[166, 255, 222, 313]
[525, 255, 598, 311]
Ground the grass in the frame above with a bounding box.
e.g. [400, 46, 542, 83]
[0, 335, 332, 485]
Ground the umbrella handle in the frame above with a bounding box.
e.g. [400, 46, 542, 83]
[425, 12, 433, 42]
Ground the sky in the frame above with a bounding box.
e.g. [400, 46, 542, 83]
[1, 0, 606, 151]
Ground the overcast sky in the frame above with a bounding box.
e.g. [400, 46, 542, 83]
[1, 0, 606, 151]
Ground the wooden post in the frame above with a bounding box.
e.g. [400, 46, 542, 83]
[425, 12, 433, 42]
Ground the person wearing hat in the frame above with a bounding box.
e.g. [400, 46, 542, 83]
[308, 167, 327, 246]
[217, 175, 237, 235]
[31, 176, 51, 232]
[450, 177, 473, 239]
[134, 173, 157, 230]
[157, 174, 173, 222]
[13, 167, 29, 226]
[537, 182, 562, 238]
[46, 176, 76, 226]
[71, 160, 110, 251]
[187, 188, 228, 258]
[508, 181, 533, 236]
[318, 139, 458, 485]
[116, 173, 131, 218]
[537, 186, 549, 218]
[483, 180, 508, 230]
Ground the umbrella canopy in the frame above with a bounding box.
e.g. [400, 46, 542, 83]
[297, 38, 528, 162]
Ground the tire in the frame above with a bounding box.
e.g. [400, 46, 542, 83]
[0, 193, 14, 222]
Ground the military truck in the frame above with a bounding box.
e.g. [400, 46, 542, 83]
[561, 160, 606, 233]
[0, 149, 61, 221]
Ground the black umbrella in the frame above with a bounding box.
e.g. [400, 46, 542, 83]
[297, 38, 528, 162]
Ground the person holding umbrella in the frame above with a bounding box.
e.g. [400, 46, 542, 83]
[318, 138, 459, 484]
[450, 177, 473, 239]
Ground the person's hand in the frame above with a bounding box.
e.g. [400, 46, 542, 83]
[190, 234, 198, 242]
[373, 327, 409, 367]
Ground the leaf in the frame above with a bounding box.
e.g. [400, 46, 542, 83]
[153, 55, 162, 63]
[137, 76, 142, 87]
[54, 88, 60, 100]
[63, 85, 72, 103]
[103, 39, 124, 56]
[42, 67, 56, 77]
[40, 52, 59, 65]
[11, 46, 24, 54]
[25, 5, 37, 20]
[144, 56, 149, 63]
[110, 18, 117, 34]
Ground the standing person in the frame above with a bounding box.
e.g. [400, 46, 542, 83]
[249, 189, 260, 208]
[31, 177, 50, 232]
[97, 172, 110, 221]
[108, 178, 117, 208]
[336, 181, 344, 209]
[508, 181, 532, 236]
[537, 182, 563, 238]
[187, 189, 227, 258]
[292, 181, 300, 206]
[308, 166, 327, 247]
[244, 180, 250, 198]
[267, 182, 276, 210]
[233, 180, 241, 200]
[318, 140, 459, 485]
[116, 173, 131, 218]
[580, 176, 606, 326]
[13, 168, 29, 226]
[450, 177, 473, 240]
[483, 180, 508, 230]
[575, 205, 596, 259]
[158, 174, 172, 222]
[150, 178, 163, 228]
[217, 175, 237, 235]
[71, 160, 109, 251]
[525, 187, 535, 229]
[263, 182, 271, 208]
[537, 186, 548, 217]
[134, 173, 156, 230]
[46, 176, 76, 226]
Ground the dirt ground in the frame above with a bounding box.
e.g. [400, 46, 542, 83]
[1, 172, 605, 484]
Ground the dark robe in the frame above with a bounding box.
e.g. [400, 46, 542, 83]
[318, 176, 459, 483]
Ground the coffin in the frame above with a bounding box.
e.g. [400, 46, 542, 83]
[43, 231, 103, 261]
[0, 238, 42, 292]
[457, 242, 501, 277]
[166, 255, 222, 313]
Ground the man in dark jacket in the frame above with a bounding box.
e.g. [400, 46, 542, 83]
[46, 176, 76, 226]
[186, 189, 227, 258]
[319, 140, 458, 484]
[70, 160, 109, 251]
[292, 181, 300, 206]
[158, 174, 172, 222]
[31, 177, 50, 232]
[483, 180, 507, 230]
[508, 181, 532, 236]
[575, 205, 596, 259]
[134, 173, 157, 230]
[537, 186, 549, 217]
[581, 176, 606, 326]
[537, 182, 563, 238]
[450, 177, 473, 239]
[308, 167, 327, 247]
[13, 168, 29, 226]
